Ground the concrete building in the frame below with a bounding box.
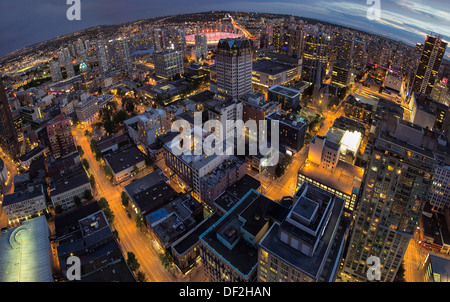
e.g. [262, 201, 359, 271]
[268, 85, 300, 111]
[429, 165, 450, 212]
[195, 34, 208, 61]
[2, 184, 47, 223]
[104, 145, 147, 184]
[216, 38, 253, 99]
[123, 169, 177, 216]
[55, 203, 136, 282]
[154, 49, 184, 79]
[257, 182, 350, 282]
[331, 60, 352, 87]
[252, 59, 300, 95]
[410, 93, 450, 135]
[199, 189, 290, 282]
[49, 60, 63, 82]
[75, 93, 114, 124]
[423, 253, 450, 282]
[46, 114, 76, 159]
[266, 111, 307, 153]
[49, 168, 92, 211]
[341, 118, 437, 282]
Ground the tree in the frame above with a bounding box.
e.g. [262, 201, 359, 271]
[74, 196, 82, 206]
[394, 261, 406, 282]
[103, 119, 116, 135]
[77, 145, 84, 157]
[121, 191, 129, 207]
[133, 164, 140, 175]
[145, 155, 155, 168]
[135, 213, 145, 229]
[113, 109, 128, 125]
[84, 130, 91, 137]
[113, 229, 120, 242]
[127, 252, 140, 272]
[89, 175, 96, 189]
[136, 271, 147, 282]
[82, 158, 90, 171]
[104, 164, 113, 180]
[54, 205, 63, 214]
[98, 197, 109, 210]
[83, 189, 93, 201]
[159, 251, 174, 270]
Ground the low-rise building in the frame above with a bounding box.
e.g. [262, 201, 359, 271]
[2, 184, 47, 223]
[49, 168, 91, 211]
[104, 145, 147, 183]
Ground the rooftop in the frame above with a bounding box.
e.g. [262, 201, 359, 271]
[0, 216, 53, 282]
[253, 59, 295, 76]
[299, 160, 364, 197]
[269, 85, 301, 98]
[104, 146, 146, 174]
[2, 184, 44, 207]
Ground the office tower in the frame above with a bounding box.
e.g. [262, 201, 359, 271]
[428, 165, 450, 213]
[331, 60, 352, 87]
[96, 40, 109, 73]
[49, 61, 63, 82]
[153, 28, 165, 52]
[302, 32, 329, 84]
[46, 114, 76, 159]
[0, 79, 19, 157]
[335, 37, 354, 63]
[430, 78, 449, 104]
[62, 47, 75, 79]
[175, 29, 186, 54]
[272, 25, 284, 53]
[68, 43, 77, 58]
[341, 118, 437, 282]
[75, 38, 85, 57]
[286, 26, 304, 59]
[411, 35, 447, 96]
[153, 49, 184, 79]
[194, 34, 208, 61]
[258, 182, 349, 282]
[216, 38, 252, 99]
[352, 40, 368, 75]
[79, 60, 89, 91]
[116, 38, 132, 72]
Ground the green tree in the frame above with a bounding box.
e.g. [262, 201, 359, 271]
[127, 252, 140, 272]
[121, 191, 129, 207]
[145, 155, 155, 168]
[136, 271, 147, 282]
[104, 164, 113, 180]
[77, 145, 84, 157]
[159, 251, 174, 270]
[82, 158, 90, 171]
[136, 213, 145, 229]
[83, 189, 93, 201]
[103, 119, 116, 135]
[89, 175, 96, 189]
[113, 109, 128, 125]
[98, 197, 109, 210]
[84, 130, 91, 137]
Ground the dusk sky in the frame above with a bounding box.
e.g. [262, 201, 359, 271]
[1, 0, 449, 58]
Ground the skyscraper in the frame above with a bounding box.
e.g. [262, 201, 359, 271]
[46, 114, 76, 159]
[96, 40, 109, 73]
[194, 34, 208, 61]
[411, 35, 447, 96]
[0, 79, 19, 157]
[341, 117, 437, 282]
[62, 47, 75, 79]
[153, 28, 165, 52]
[49, 61, 63, 83]
[216, 38, 252, 99]
[302, 32, 329, 84]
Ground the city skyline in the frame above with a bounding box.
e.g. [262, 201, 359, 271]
[1, 0, 450, 59]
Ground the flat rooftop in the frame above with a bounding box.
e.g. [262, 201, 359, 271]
[299, 160, 364, 197]
[104, 146, 146, 174]
[269, 85, 300, 98]
[253, 59, 295, 75]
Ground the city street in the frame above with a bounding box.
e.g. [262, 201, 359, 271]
[72, 125, 207, 282]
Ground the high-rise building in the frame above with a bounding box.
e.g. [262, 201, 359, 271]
[352, 40, 368, 75]
[96, 40, 109, 73]
[153, 28, 165, 52]
[216, 38, 253, 99]
[257, 182, 350, 282]
[62, 47, 75, 79]
[46, 114, 76, 159]
[0, 79, 19, 157]
[411, 35, 447, 96]
[430, 78, 449, 105]
[302, 32, 329, 84]
[341, 117, 437, 282]
[194, 34, 208, 61]
[286, 26, 304, 59]
[49, 60, 63, 82]
[428, 165, 450, 213]
[153, 49, 184, 79]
